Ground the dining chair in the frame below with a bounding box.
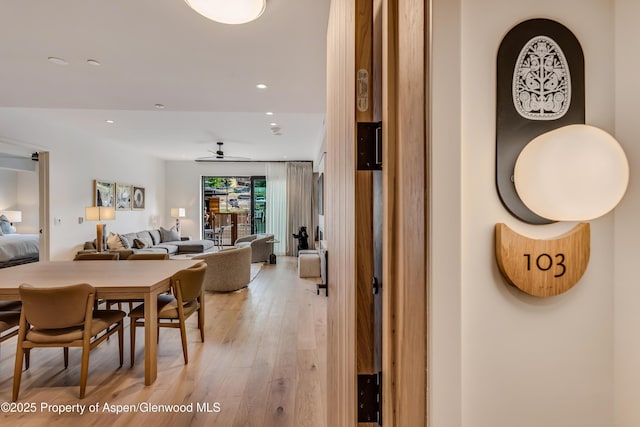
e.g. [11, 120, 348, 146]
[0, 305, 20, 355]
[129, 262, 206, 366]
[12, 283, 125, 400]
[74, 252, 120, 309]
[74, 253, 120, 260]
[127, 253, 170, 260]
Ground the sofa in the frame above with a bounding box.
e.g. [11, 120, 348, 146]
[234, 233, 274, 263]
[192, 246, 251, 292]
[82, 227, 215, 259]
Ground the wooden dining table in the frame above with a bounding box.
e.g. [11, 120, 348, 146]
[0, 259, 201, 386]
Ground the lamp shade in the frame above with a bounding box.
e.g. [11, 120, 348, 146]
[514, 124, 629, 221]
[171, 208, 186, 218]
[184, 0, 266, 24]
[85, 206, 116, 221]
[1, 210, 22, 223]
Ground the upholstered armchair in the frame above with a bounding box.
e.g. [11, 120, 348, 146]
[234, 233, 274, 263]
[192, 246, 251, 292]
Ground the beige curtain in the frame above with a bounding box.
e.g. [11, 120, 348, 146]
[286, 162, 313, 256]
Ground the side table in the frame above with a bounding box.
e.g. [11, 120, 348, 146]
[265, 239, 280, 264]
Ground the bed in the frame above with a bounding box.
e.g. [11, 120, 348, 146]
[0, 234, 39, 268]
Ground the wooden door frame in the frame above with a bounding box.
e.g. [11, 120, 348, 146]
[382, 0, 429, 425]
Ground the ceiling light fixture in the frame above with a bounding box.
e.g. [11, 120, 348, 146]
[154, 103, 165, 109]
[256, 83, 268, 89]
[47, 57, 68, 65]
[265, 112, 274, 116]
[86, 59, 101, 66]
[105, 120, 115, 124]
[184, 0, 266, 25]
[270, 122, 277, 126]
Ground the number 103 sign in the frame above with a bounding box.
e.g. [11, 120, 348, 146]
[495, 223, 590, 297]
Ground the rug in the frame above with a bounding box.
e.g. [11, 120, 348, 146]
[250, 262, 263, 281]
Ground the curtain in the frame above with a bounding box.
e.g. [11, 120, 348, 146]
[286, 162, 313, 256]
[266, 162, 287, 255]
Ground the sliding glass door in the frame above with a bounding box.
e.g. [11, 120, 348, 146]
[202, 175, 266, 245]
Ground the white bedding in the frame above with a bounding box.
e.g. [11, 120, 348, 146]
[0, 234, 39, 262]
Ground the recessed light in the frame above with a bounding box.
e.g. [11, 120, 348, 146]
[265, 112, 274, 116]
[48, 57, 68, 65]
[270, 122, 278, 126]
[256, 83, 268, 89]
[105, 120, 115, 124]
[154, 103, 165, 109]
[86, 59, 101, 66]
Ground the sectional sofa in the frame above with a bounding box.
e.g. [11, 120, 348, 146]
[82, 227, 215, 259]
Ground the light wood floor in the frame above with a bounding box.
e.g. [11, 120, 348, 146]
[0, 256, 327, 427]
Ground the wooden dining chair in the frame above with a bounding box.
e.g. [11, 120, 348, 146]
[74, 253, 120, 309]
[127, 253, 170, 260]
[74, 253, 120, 260]
[12, 283, 125, 401]
[0, 303, 21, 356]
[129, 262, 206, 366]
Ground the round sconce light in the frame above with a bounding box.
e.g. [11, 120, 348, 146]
[514, 124, 629, 221]
[184, 0, 266, 25]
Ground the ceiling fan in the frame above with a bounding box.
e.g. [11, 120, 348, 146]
[195, 142, 250, 162]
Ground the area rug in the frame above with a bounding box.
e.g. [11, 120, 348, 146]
[250, 262, 263, 282]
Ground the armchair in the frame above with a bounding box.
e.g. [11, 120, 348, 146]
[234, 233, 274, 263]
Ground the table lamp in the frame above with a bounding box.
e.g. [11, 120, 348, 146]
[171, 208, 186, 234]
[85, 206, 116, 252]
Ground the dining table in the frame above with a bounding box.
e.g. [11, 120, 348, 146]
[0, 259, 201, 386]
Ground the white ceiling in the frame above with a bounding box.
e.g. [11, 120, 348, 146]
[0, 0, 330, 161]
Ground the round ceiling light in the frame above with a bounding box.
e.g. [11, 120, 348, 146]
[256, 83, 268, 89]
[48, 57, 68, 65]
[184, 0, 266, 25]
[514, 124, 629, 221]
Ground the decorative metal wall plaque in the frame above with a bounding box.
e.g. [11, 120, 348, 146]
[496, 19, 584, 224]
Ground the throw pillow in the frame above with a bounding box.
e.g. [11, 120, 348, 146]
[159, 226, 180, 243]
[136, 232, 154, 248]
[0, 220, 12, 234]
[148, 229, 161, 245]
[106, 232, 124, 250]
[132, 238, 148, 249]
[119, 235, 131, 249]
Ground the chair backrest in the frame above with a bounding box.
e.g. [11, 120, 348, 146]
[171, 262, 207, 303]
[127, 253, 170, 260]
[19, 283, 94, 329]
[74, 253, 120, 261]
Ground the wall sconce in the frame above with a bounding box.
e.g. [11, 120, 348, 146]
[496, 124, 629, 297]
[85, 206, 116, 253]
[171, 208, 186, 234]
[184, 0, 266, 25]
[0, 210, 22, 225]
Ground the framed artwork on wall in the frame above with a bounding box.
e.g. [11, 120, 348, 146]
[132, 186, 145, 210]
[116, 183, 132, 211]
[94, 180, 115, 207]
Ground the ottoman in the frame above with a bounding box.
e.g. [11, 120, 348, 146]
[298, 250, 321, 278]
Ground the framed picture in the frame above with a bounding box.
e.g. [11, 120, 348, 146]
[132, 186, 146, 210]
[94, 180, 115, 207]
[115, 183, 132, 211]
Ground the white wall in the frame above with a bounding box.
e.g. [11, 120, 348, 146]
[431, 1, 617, 426]
[613, 1, 640, 426]
[0, 169, 18, 212]
[165, 161, 267, 239]
[47, 142, 165, 260]
[16, 170, 38, 234]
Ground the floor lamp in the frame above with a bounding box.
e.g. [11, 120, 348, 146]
[85, 206, 116, 253]
[171, 208, 185, 235]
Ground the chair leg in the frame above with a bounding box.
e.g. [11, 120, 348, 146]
[79, 345, 90, 399]
[179, 321, 189, 364]
[117, 322, 123, 367]
[198, 306, 205, 342]
[24, 348, 30, 370]
[12, 344, 24, 401]
[64, 347, 69, 368]
[130, 319, 136, 367]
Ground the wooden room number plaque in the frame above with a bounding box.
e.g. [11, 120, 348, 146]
[495, 223, 590, 297]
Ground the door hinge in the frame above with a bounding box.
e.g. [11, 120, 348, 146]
[357, 121, 382, 170]
[358, 372, 382, 424]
